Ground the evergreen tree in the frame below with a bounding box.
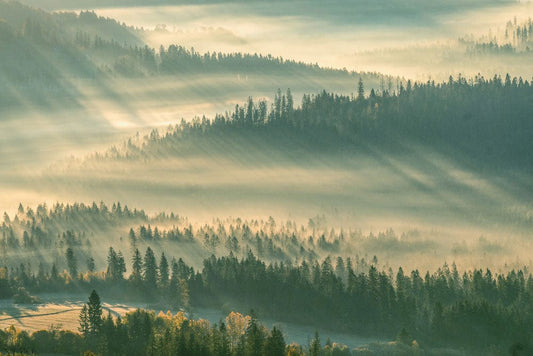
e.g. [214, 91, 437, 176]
[87, 256, 96, 273]
[66, 247, 78, 278]
[263, 326, 285, 356]
[130, 248, 143, 284]
[219, 322, 231, 356]
[87, 290, 103, 336]
[310, 331, 321, 356]
[244, 311, 265, 356]
[78, 304, 89, 337]
[159, 252, 169, 289]
[357, 77, 365, 100]
[143, 247, 157, 291]
[50, 263, 58, 281]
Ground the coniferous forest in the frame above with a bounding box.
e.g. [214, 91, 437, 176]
[0, 201, 533, 354]
[2, 0, 533, 355]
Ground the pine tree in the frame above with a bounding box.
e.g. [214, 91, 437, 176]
[143, 247, 157, 291]
[244, 310, 264, 356]
[219, 322, 231, 356]
[79, 304, 89, 337]
[87, 290, 103, 335]
[357, 77, 365, 100]
[263, 326, 285, 356]
[179, 278, 190, 310]
[131, 248, 143, 284]
[310, 331, 321, 356]
[66, 247, 78, 278]
[87, 257, 96, 273]
[129, 228, 136, 246]
[50, 263, 58, 281]
[159, 252, 169, 289]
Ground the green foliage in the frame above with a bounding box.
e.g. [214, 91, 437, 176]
[102, 78, 533, 172]
[263, 326, 286, 356]
[106, 247, 126, 281]
[12, 287, 39, 304]
[143, 247, 158, 293]
[396, 328, 413, 346]
[310, 331, 321, 356]
[2, 204, 533, 351]
[79, 304, 89, 336]
[87, 290, 103, 336]
[66, 247, 78, 278]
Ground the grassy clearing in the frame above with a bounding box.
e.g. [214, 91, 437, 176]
[0, 298, 141, 333]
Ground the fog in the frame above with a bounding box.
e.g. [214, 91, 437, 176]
[55, 1, 533, 79]
[3, 0, 533, 173]
[2, 2, 533, 351]
[2, 121, 531, 273]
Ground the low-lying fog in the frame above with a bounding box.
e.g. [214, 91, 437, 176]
[1, 0, 532, 273]
[2, 127, 532, 272]
[0, 73, 374, 172]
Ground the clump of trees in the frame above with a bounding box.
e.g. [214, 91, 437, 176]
[462, 17, 533, 55]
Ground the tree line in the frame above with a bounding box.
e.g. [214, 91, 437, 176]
[1, 244, 533, 352]
[100, 74, 533, 172]
[461, 17, 533, 55]
[0, 2, 374, 79]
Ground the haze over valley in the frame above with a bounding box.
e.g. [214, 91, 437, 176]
[1, 0, 533, 354]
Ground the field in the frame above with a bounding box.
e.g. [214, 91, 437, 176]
[0, 296, 143, 333]
[0, 296, 381, 349]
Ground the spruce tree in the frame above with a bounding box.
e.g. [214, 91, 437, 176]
[143, 247, 157, 291]
[159, 252, 169, 289]
[263, 326, 285, 356]
[310, 331, 321, 356]
[66, 247, 78, 278]
[87, 290, 103, 335]
[131, 248, 143, 284]
[78, 304, 89, 337]
[357, 77, 365, 100]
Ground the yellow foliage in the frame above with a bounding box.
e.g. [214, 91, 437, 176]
[173, 310, 187, 328]
[225, 311, 250, 348]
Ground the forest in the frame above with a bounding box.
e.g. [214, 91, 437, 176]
[0, 1, 383, 107]
[0, 202, 533, 354]
[94, 75, 533, 173]
[462, 18, 533, 55]
[2, 73, 533, 354]
[1, 232, 533, 354]
[2, 0, 533, 354]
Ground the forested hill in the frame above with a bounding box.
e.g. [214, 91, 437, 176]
[0, 1, 362, 77]
[96, 75, 533, 173]
[0, 1, 385, 107]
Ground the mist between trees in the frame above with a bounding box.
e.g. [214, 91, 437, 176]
[0, 202, 533, 354]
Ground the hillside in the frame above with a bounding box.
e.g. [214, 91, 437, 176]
[0, 0, 395, 178]
[24, 78, 531, 245]
[0, 1, 386, 101]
